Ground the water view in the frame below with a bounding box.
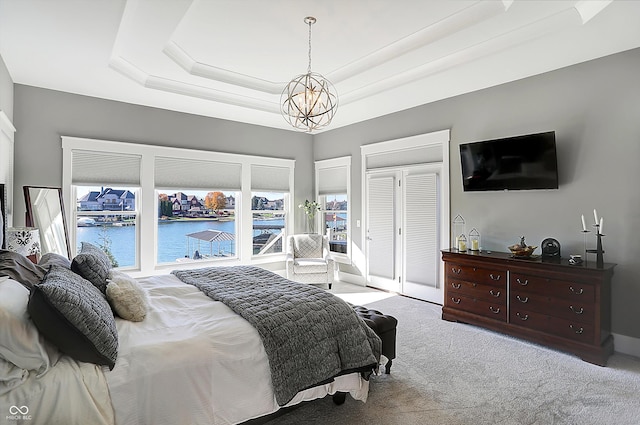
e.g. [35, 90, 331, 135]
[75, 187, 285, 267]
[76, 218, 284, 267]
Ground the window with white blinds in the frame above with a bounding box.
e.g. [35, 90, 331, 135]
[315, 156, 351, 258]
[71, 150, 142, 186]
[62, 136, 295, 273]
[155, 156, 242, 190]
[317, 166, 348, 194]
[251, 165, 290, 192]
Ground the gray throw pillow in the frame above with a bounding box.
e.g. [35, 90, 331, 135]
[28, 265, 118, 369]
[39, 252, 72, 269]
[71, 242, 112, 293]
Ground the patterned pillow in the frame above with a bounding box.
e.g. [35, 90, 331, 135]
[28, 265, 118, 369]
[71, 242, 112, 293]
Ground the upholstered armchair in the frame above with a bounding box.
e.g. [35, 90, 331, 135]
[286, 234, 334, 289]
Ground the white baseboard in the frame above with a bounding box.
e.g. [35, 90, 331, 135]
[336, 271, 366, 286]
[613, 333, 640, 358]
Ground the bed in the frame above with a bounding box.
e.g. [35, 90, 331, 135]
[0, 242, 381, 425]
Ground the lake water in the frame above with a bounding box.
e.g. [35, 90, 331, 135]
[76, 219, 283, 267]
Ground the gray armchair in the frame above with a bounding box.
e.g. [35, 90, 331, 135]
[286, 234, 334, 289]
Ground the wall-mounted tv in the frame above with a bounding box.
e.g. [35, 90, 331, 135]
[460, 131, 559, 192]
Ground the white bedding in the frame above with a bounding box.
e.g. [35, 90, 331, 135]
[1, 272, 369, 425]
[107, 273, 369, 425]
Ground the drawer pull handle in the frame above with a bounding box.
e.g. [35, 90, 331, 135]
[451, 297, 461, 304]
[489, 306, 501, 314]
[516, 295, 529, 303]
[490, 290, 501, 297]
[516, 278, 529, 286]
[569, 306, 584, 315]
[451, 268, 462, 274]
[490, 274, 501, 281]
[451, 282, 461, 289]
[570, 324, 584, 334]
[516, 312, 529, 321]
[569, 286, 584, 295]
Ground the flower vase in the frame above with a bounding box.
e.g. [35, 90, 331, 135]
[306, 217, 316, 234]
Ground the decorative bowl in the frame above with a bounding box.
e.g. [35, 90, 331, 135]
[508, 244, 538, 257]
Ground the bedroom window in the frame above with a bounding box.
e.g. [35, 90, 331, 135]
[321, 194, 348, 254]
[252, 192, 286, 255]
[315, 156, 351, 260]
[251, 164, 291, 257]
[157, 190, 237, 263]
[63, 137, 295, 274]
[75, 185, 139, 268]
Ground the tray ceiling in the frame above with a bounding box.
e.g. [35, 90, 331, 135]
[1, 0, 639, 132]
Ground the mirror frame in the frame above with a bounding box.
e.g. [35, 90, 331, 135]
[24, 186, 72, 259]
[0, 183, 6, 249]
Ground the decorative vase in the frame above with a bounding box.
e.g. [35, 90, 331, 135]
[306, 216, 316, 234]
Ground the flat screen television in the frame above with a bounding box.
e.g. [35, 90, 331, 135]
[460, 131, 559, 192]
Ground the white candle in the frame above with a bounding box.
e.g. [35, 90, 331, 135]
[472, 239, 479, 251]
[593, 209, 598, 225]
[581, 214, 586, 231]
[599, 217, 604, 235]
[459, 240, 467, 252]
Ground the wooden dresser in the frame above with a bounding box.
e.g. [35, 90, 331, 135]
[441, 249, 615, 366]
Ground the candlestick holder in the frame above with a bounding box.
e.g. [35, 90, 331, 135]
[581, 229, 590, 261]
[585, 224, 605, 268]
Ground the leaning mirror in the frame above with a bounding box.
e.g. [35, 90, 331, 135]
[24, 186, 72, 259]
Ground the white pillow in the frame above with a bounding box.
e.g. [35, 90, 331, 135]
[106, 270, 149, 322]
[0, 278, 60, 375]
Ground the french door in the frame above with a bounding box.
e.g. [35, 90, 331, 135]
[365, 165, 442, 304]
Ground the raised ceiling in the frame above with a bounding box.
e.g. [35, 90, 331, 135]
[1, 0, 639, 132]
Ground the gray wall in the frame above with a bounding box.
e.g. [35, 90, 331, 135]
[12, 85, 314, 232]
[315, 47, 640, 339]
[0, 55, 13, 121]
[9, 48, 640, 339]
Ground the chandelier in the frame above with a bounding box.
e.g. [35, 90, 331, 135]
[281, 16, 338, 132]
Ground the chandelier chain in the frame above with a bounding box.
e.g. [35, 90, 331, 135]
[307, 19, 312, 73]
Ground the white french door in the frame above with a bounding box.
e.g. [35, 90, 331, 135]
[366, 165, 442, 304]
[366, 173, 400, 292]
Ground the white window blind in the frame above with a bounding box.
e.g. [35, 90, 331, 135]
[71, 150, 141, 185]
[250, 165, 290, 192]
[155, 157, 242, 190]
[366, 145, 443, 169]
[318, 166, 348, 195]
[404, 173, 438, 287]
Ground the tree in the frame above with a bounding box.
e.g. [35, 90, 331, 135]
[98, 226, 119, 267]
[158, 193, 173, 217]
[205, 191, 226, 212]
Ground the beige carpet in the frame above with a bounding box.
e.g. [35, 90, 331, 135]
[266, 282, 640, 425]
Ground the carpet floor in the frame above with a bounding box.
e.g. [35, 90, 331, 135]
[265, 282, 640, 425]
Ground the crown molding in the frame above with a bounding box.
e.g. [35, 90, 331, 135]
[164, 41, 285, 95]
[340, 4, 591, 106]
[109, 56, 280, 113]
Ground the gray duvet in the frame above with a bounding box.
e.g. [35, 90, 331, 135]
[172, 265, 381, 406]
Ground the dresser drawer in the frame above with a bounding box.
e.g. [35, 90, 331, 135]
[446, 293, 506, 322]
[509, 290, 595, 324]
[510, 308, 595, 344]
[447, 279, 505, 303]
[446, 264, 506, 287]
[510, 272, 595, 302]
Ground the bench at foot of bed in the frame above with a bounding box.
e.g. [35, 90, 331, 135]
[352, 305, 398, 374]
